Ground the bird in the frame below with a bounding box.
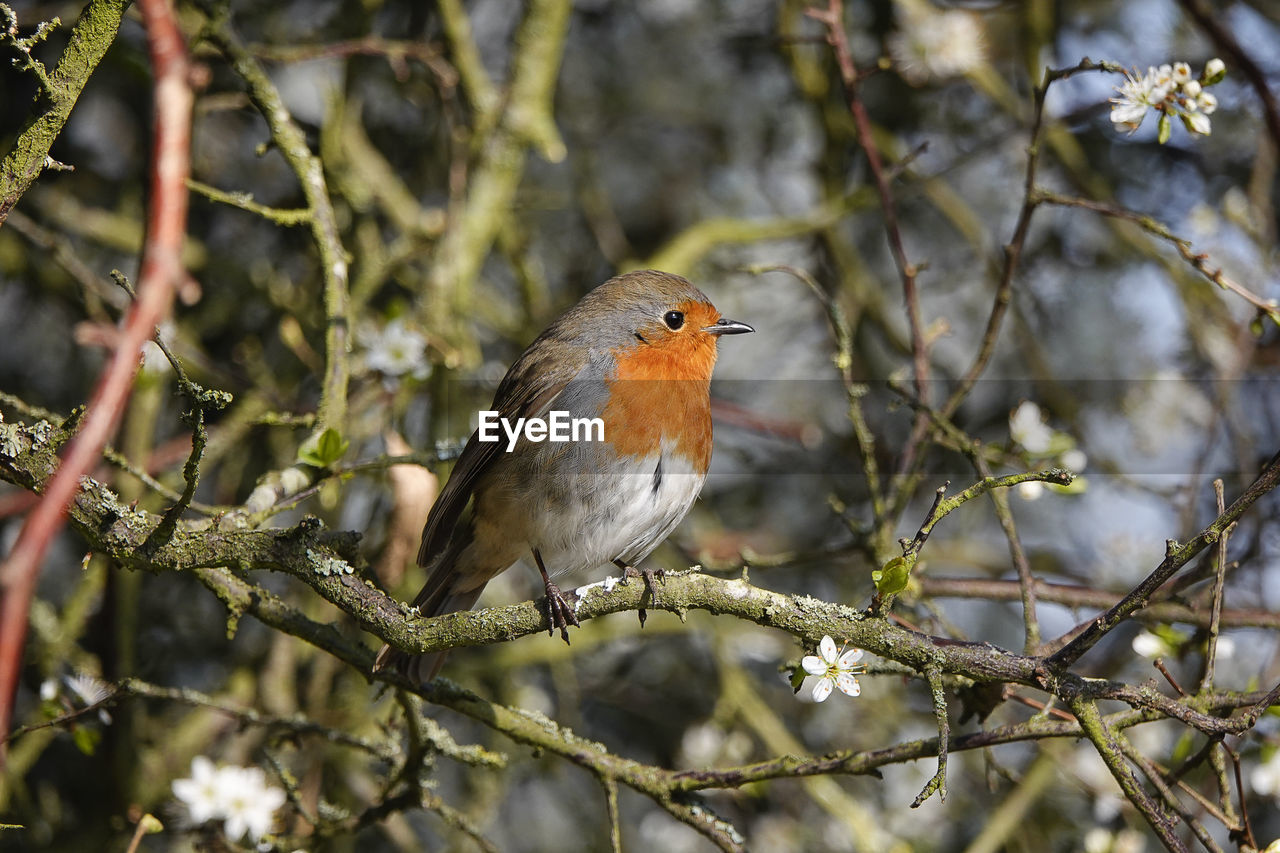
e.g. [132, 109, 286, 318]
[374, 269, 753, 684]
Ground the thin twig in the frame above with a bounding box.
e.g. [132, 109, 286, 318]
[186, 178, 311, 225]
[1118, 737, 1222, 853]
[601, 775, 623, 853]
[921, 576, 1280, 630]
[1154, 659, 1187, 697]
[1224, 743, 1257, 849]
[1035, 191, 1280, 327]
[974, 453, 1040, 653]
[203, 9, 351, 437]
[942, 60, 1124, 422]
[911, 666, 950, 807]
[1201, 480, 1231, 691]
[1050, 450, 1280, 668]
[804, 0, 930, 476]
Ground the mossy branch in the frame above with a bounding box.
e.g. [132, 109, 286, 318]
[4, 417, 1276, 738]
[0, 0, 129, 225]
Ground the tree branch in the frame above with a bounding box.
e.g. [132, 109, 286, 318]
[0, 0, 129, 225]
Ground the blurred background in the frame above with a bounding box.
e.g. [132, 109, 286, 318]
[1, 0, 1278, 850]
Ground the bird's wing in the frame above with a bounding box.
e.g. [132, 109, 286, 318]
[415, 344, 591, 566]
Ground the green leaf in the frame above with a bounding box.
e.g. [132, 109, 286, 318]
[298, 428, 349, 468]
[1170, 731, 1196, 764]
[1153, 625, 1186, 648]
[790, 663, 807, 694]
[72, 726, 100, 755]
[1157, 113, 1171, 144]
[873, 557, 911, 596]
[1044, 432, 1076, 456]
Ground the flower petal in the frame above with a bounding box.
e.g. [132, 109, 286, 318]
[1110, 103, 1148, 127]
[223, 812, 249, 842]
[190, 756, 216, 782]
[819, 636, 838, 664]
[837, 648, 864, 668]
[812, 677, 834, 703]
[1185, 111, 1211, 135]
[836, 673, 862, 696]
[801, 655, 827, 675]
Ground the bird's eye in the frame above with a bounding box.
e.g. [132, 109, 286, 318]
[663, 310, 685, 330]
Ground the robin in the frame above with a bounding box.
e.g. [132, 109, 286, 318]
[374, 269, 753, 684]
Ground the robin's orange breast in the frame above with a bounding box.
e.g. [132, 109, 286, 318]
[602, 318, 719, 471]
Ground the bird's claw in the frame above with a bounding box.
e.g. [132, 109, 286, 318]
[542, 580, 580, 644]
[621, 565, 666, 628]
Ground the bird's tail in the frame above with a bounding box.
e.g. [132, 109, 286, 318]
[374, 540, 486, 685]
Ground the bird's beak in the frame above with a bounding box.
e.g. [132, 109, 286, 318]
[703, 318, 754, 336]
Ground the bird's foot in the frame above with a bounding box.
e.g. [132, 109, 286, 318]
[618, 563, 666, 628]
[542, 579, 581, 644]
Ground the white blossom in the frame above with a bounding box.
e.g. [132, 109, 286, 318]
[1252, 750, 1280, 799]
[220, 766, 286, 841]
[1060, 448, 1088, 472]
[800, 636, 864, 702]
[172, 757, 228, 826]
[887, 1, 985, 86]
[364, 318, 429, 378]
[1009, 401, 1054, 454]
[1110, 69, 1158, 132]
[1131, 630, 1173, 659]
[65, 673, 112, 705]
[1016, 481, 1045, 501]
[1110, 59, 1226, 140]
[64, 673, 113, 724]
[173, 757, 286, 842]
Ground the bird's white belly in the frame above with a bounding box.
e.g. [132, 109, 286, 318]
[528, 446, 705, 579]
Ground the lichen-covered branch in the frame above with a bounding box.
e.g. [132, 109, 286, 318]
[0, 0, 129, 225]
[1070, 697, 1188, 852]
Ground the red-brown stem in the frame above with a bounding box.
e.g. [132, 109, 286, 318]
[0, 0, 192, 751]
[805, 1, 929, 468]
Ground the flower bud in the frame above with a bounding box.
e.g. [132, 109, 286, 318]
[1203, 57, 1226, 85]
